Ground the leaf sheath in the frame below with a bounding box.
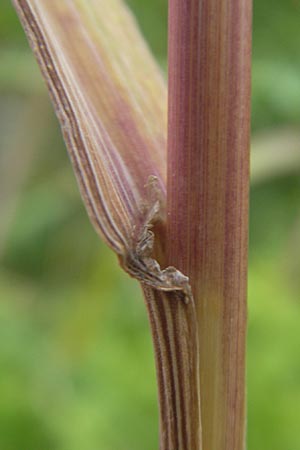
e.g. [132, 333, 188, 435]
[143, 287, 202, 450]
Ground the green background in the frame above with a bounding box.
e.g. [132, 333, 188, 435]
[1, 0, 300, 449]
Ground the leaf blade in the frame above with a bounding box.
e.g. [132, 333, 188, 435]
[13, 0, 167, 253]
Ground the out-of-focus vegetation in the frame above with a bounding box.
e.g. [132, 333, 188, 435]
[0, 0, 299, 448]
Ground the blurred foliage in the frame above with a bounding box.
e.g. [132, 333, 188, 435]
[0, 0, 300, 449]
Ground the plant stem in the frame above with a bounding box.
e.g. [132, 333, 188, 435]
[167, 0, 252, 449]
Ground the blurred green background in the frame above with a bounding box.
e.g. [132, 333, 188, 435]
[0, 0, 300, 449]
